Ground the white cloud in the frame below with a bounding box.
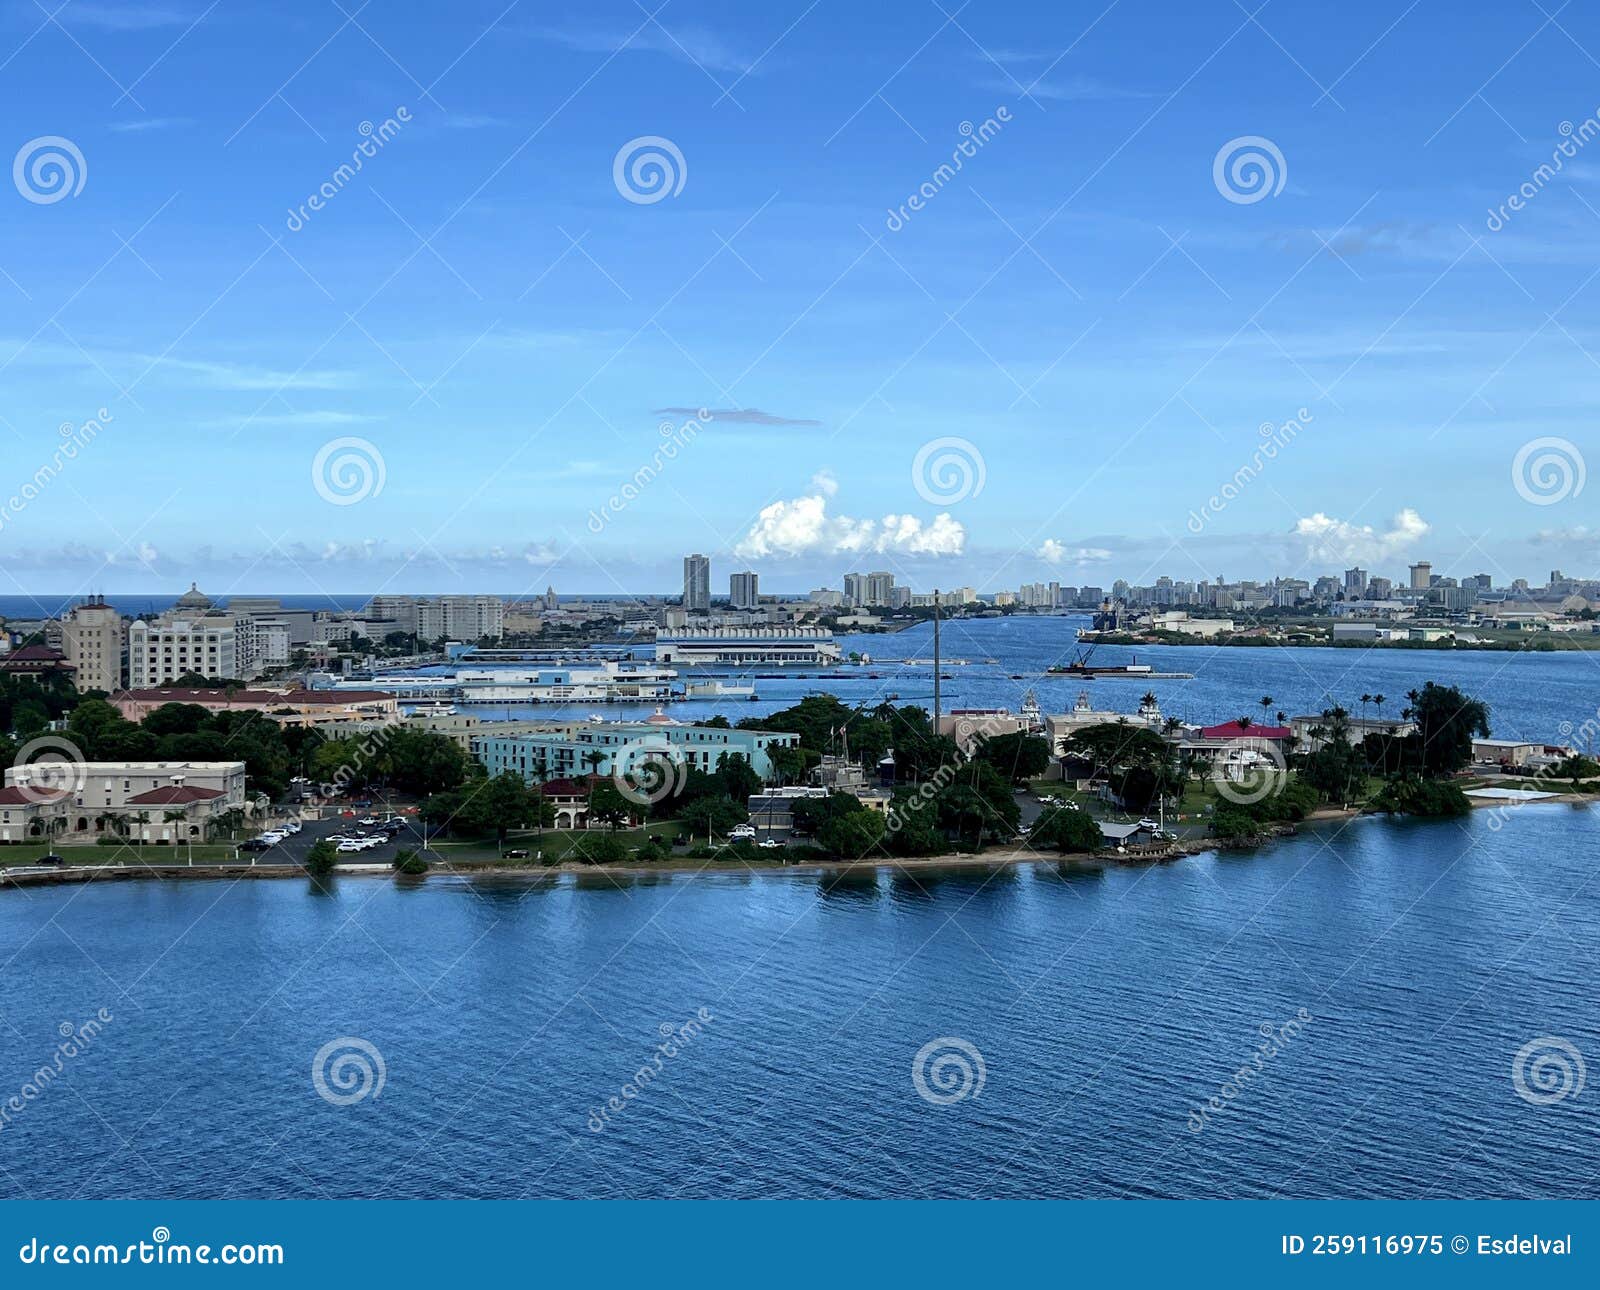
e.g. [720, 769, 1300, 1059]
[1038, 539, 1112, 565]
[1292, 508, 1430, 564]
[735, 476, 965, 559]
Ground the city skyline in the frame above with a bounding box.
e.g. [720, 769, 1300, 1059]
[1, 1, 1596, 597]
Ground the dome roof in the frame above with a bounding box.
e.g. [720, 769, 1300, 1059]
[175, 581, 213, 609]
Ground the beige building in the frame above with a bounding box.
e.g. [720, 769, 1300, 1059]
[0, 760, 249, 844]
[59, 596, 124, 693]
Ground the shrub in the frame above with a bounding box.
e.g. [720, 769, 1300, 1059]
[1373, 777, 1471, 818]
[392, 848, 428, 876]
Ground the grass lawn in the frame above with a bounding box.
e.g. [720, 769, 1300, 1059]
[422, 819, 688, 865]
[0, 842, 245, 866]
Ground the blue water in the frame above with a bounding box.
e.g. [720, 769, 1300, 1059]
[2, 804, 1596, 1199]
[425, 615, 1600, 746]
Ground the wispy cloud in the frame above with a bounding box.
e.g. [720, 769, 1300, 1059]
[984, 73, 1152, 101]
[199, 411, 376, 430]
[53, 3, 191, 31]
[526, 22, 755, 74]
[109, 117, 194, 133]
[654, 406, 820, 427]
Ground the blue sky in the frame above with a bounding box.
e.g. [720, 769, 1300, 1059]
[0, 0, 1597, 600]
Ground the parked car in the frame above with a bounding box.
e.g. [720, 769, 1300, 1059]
[239, 839, 271, 853]
[258, 832, 286, 846]
[282, 820, 302, 835]
[757, 838, 783, 850]
[37, 853, 65, 867]
[729, 825, 756, 840]
[336, 840, 365, 853]
[505, 848, 529, 859]
[357, 816, 379, 827]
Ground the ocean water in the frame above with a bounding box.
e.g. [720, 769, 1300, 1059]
[1, 803, 1595, 1199]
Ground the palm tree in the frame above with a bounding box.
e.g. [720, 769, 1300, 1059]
[1359, 693, 1372, 722]
[1372, 693, 1386, 723]
[1259, 696, 1274, 723]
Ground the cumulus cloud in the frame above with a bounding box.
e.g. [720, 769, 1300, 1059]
[1038, 539, 1112, 565]
[735, 473, 965, 559]
[1292, 508, 1430, 564]
[653, 406, 820, 427]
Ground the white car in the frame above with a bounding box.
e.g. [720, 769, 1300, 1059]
[758, 838, 783, 850]
[358, 837, 386, 850]
[729, 826, 756, 840]
[258, 831, 286, 846]
[1136, 818, 1159, 830]
[282, 820, 302, 835]
[336, 840, 365, 853]
[357, 816, 379, 827]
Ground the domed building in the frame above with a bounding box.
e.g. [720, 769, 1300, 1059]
[175, 582, 214, 613]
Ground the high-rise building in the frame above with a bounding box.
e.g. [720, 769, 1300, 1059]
[128, 618, 239, 687]
[1343, 567, 1368, 596]
[865, 571, 895, 607]
[683, 554, 711, 613]
[842, 572, 867, 607]
[59, 596, 123, 693]
[730, 571, 759, 610]
[1409, 561, 1433, 590]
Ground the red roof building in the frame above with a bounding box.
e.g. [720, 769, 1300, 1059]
[1199, 721, 1293, 741]
[0, 644, 77, 678]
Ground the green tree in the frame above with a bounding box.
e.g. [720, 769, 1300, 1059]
[305, 839, 339, 876]
[971, 731, 1052, 782]
[459, 772, 538, 844]
[1401, 682, 1490, 777]
[1028, 807, 1103, 853]
[587, 780, 635, 830]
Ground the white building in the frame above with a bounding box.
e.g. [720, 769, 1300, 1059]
[683, 554, 711, 613]
[128, 618, 239, 686]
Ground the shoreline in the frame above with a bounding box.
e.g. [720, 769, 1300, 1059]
[4, 795, 1590, 890]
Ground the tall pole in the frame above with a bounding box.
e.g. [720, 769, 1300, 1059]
[932, 589, 941, 728]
